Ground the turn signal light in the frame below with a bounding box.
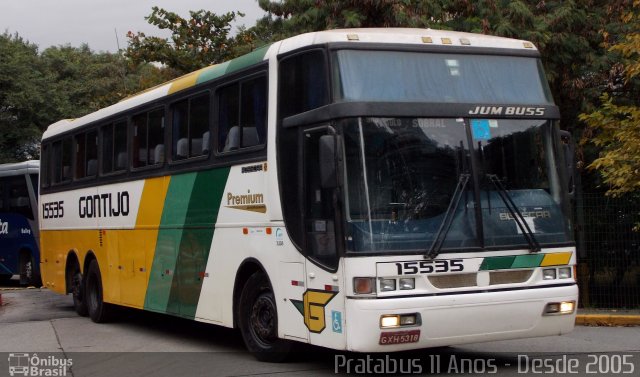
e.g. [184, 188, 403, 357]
[354, 277, 375, 294]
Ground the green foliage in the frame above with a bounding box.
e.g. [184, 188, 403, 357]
[0, 33, 173, 163]
[0, 33, 48, 162]
[125, 6, 243, 74]
[580, 1, 640, 196]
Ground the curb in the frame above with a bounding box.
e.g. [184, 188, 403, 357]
[576, 314, 640, 327]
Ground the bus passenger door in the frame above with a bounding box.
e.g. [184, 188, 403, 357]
[302, 127, 346, 350]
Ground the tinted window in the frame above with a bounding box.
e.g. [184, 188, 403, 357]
[51, 137, 72, 184]
[74, 131, 97, 179]
[9, 176, 33, 219]
[102, 120, 127, 174]
[133, 108, 165, 168]
[279, 50, 329, 118]
[172, 93, 209, 160]
[41, 144, 50, 187]
[218, 76, 267, 152]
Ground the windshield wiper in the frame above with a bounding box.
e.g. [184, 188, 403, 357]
[486, 174, 541, 252]
[425, 173, 470, 260]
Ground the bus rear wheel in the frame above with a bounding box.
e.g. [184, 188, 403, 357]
[85, 259, 113, 323]
[239, 272, 291, 362]
[70, 264, 88, 316]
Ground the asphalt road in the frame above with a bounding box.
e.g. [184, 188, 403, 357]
[1, 282, 639, 377]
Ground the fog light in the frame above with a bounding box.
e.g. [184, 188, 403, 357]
[543, 268, 557, 280]
[380, 278, 396, 292]
[354, 277, 375, 294]
[380, 315, 400, 328]
[400, 314, 417, 326]
[399, 278, 415, 290]
[544, 301, 575, 315]
[560, 301, 575, 314]
[558, 267, 572, 279]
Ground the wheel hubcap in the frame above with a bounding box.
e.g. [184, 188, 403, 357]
[250, 295, 276, 344]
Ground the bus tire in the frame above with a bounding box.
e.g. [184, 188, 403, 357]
[70, 264, 88, 316]
[239, 271, 291, 362]
[19, 251, 41, 287]
[85, 259, 113, 323]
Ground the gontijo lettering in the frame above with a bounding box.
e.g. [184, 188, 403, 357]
[79, 191, 130, 218]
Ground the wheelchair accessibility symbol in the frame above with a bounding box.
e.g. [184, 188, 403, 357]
[331, 310, 342, 333]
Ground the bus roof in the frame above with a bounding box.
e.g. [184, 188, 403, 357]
[42, 28, 538, 140]
[0, 160, 40, 177]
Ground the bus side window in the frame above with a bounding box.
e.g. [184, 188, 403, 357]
[172, 94, 208, 160]
[101, 121, 127, 174]
[74, 133, 87, 179]
[217, 75, 266, 153]
[51, 138, 72, 184]
[86, 130, 98, 177]
[9, 176, 32, 219]
[0, 177, 5, 211]
[41, 144, 50, 188]
[279, 50, 329, 118]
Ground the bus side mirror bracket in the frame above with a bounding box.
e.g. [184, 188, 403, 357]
[559, 130, 575, 197]
[319, 134, 342, 189]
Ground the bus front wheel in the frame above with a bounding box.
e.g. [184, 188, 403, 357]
[85, 259, 113, 323]
[239, 272, 291, 362]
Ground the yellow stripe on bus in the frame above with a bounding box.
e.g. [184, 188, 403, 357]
[118, 176, 171, 308]
[168, 67, 209, 95]
[540, 252, 572, 266]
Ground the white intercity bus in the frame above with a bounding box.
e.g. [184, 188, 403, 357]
[40, 28, 577, 361]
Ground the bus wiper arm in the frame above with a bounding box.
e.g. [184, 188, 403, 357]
[426, 174, 470, 260]
[486, 174, 541, 253]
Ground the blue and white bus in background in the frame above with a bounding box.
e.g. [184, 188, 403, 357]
[0, 160, 41, 286]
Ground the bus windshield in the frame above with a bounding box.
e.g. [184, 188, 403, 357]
[340, 117, 572, 253]
[333, 50, 554, 105]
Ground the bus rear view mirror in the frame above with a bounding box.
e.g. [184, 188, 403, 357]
[319, 134, 341, 189]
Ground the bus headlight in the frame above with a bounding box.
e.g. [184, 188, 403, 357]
[380, 278, 396, 292]
[558, 267, 572, 279]
[542, 268, 557, 280]
[399, 278, 415, 290]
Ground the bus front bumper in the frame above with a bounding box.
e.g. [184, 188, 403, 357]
[345, 284, 578, 352]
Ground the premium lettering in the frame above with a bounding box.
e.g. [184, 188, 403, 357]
[227, 191, 264, 206]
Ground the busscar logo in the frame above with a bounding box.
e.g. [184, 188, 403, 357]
[468, 106, 545, 116]
[7, 353, 72, 376]
[0, 219, 8, 235]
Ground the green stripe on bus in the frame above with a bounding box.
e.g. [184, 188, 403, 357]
[196, 61, 230, 85]
[225, 44, 271, 74]
[166, 167, 230, 318]
[480, 254, 548, 270]
[510, 254, 545, 269]
[144, 173, 197, 314]
[479, 256, 516, 271]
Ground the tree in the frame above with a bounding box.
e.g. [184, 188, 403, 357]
[0, 34, 173, 163]
[125, 6, 243, 74]
[0, 33, 49, 162]
[580, 1, 640, 197]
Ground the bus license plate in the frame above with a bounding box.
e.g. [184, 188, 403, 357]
[379, 330, 420, 345]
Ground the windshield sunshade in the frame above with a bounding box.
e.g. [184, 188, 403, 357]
[334, 50, 554, 105]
